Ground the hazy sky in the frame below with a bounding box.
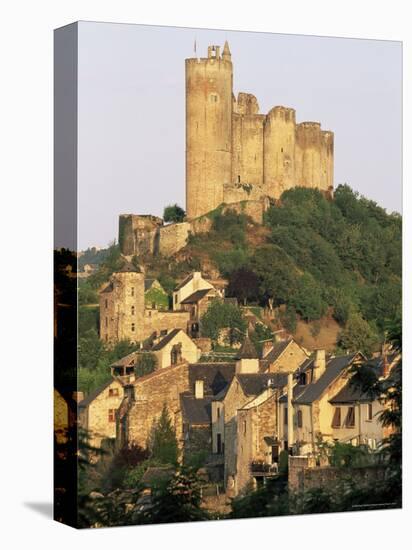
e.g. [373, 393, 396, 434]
[77, 21, 402, 250]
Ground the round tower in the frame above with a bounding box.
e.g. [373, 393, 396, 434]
[263, 106, 296, 198]
[295, 122, 322, 189]
[320, 130, 334, 193]
[185, 42, 233, 219]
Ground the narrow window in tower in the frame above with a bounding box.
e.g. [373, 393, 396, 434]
[210, 93, 218, 103]
[281, 147, 284, 153]
[131, 306, 135, 315]
[131, 287, 135, 297]
[131, 323, 135, 332]
[238, 175, 241, 183]
[105, 299, 108, 309]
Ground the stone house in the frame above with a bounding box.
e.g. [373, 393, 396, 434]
[117, 360, 235, 460]
[173, 272, 216, 311]
[212, 336, 290, 491]
[180, 287, 221, 338]
[280, 351, 366, 455]
[151, 328, 202, 369]
[235, 388, 282, 495]
[78, 378, 126, 448]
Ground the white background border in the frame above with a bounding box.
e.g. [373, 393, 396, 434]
[1, 0, 409, 547]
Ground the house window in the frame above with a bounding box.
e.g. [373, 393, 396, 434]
[367, 403, 373, 421]
[346, 406, 355, 428]
[283, 408, 288, 425]
[174, 294, 178, 304]
[298, 372, 307, 385]
[105, 317, 108, 327]
[332, 407, 341, 428]
[297, 410, 303, 428]
[131, 323, 135, 332]
[243, 420, 247, 434]
[131, 287, 135, 297]
[210, 93, 218, 102]
[131, 306, 135, 315]
[217, 407, 221, 420]
[217, 433, 222, 454]
[108, 409, 115, 422]
[109, 388, 119, 397]
[105, 299, 108, 309]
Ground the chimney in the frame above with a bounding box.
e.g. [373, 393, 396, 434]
[195, 379, 204, 399]
[312, 349, 326, 381]
[287, 373, 294, 449]
[262, 341, 273, 358]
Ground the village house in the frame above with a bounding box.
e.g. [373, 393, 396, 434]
[151, 328, 202, 369]
[180, 287, 221, 338]
[173, 271, 221, 311]
[78, 377, 126, 448]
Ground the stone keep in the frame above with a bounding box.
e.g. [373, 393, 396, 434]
[185, 42, 334, 219]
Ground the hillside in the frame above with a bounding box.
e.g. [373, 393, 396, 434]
[79, 184, 401, 356]
[155, 184, 401, 353]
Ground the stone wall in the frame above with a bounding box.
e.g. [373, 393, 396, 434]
[288, 455, 387, 493]
[143, 310, 190, 339]
[125, 362, 190, 450]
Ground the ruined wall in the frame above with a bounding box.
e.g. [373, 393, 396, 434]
[119, 214, 163, 257]
[186, 48, 233, 219]
[143, 310, 190, 339]
[158, 222, 191, 256]
[126, 362, 190, 449]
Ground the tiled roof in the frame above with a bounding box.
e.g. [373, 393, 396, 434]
[239, 335, 259, 359]
[294, 353, 358, 405]
[151, 329, 182, 351]
[79, 378, 117, 408]
[144, 278, 156, 291]
[180, 289, 212, 304]
[188, 362, 236, 396]
[180, 394, 213, 425]
[110, 351, 140, 367]
[237, 373, 288, 396]
[329, 384, 374, 404]
[174, 273, 195, 291]
[100, 282, 113, 294]
[262, 339, 291, 363]
[118, 260, 142, 273]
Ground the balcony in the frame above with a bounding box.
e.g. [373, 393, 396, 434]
[250, 460, 278, 476]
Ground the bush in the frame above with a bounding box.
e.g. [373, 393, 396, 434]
[163, 204, 186, 223]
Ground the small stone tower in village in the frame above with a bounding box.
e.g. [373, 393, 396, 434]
[185, 42, 334, 219]
[99, 261, 145, 344]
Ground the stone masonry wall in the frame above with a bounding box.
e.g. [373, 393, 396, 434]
[126, 362, 190, 450]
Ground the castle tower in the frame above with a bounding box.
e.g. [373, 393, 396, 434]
[263, 106, 296, 198]
[99, 261, 145, 344]
[231, 93, 265, 187]
[295, 122, 322, 189]
[185, 43, 233, 219]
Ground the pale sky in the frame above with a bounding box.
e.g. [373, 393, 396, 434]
[77, 21, 402, 250]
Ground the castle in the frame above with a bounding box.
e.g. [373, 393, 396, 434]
[186, 42, 334, 219]
[119, 42, 334, 258]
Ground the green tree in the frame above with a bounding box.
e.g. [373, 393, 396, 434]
[134, 468, 209, 524]
[150, 404, 179, 465]
[290, 273, 328, 321]
[163, 204, 186, 223]
[227, 267, 260, 305]
[200, 300, 247, 345]
[135, 353, 157, 378]
[339, 312, 379, 355]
